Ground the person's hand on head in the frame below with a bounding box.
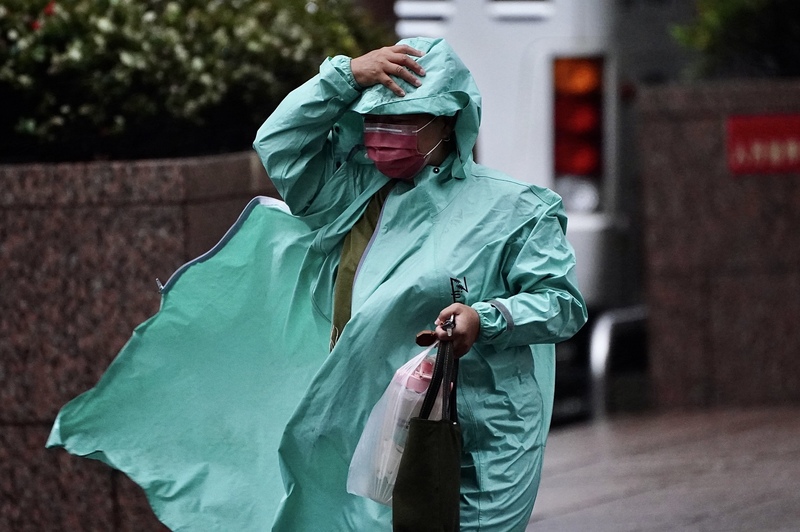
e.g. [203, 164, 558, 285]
[350, 44, 426, 97]
[434, 303, 480, 358]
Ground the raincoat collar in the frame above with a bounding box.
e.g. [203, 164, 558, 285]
[413, 151, 457, 185]
[392, 152, 467, 219]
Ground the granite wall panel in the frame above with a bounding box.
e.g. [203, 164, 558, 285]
[711, 272, 800, 405]
[185, 197, 259, 259]
[0, 160, 185, 208]
[0, 426, 114, 532]
[646, 275, 713, 407]
[1, 205, 183, 422]
[639, 81, 800, 408]
[115, 473, 172, 532]
[1, 151, 276, 529]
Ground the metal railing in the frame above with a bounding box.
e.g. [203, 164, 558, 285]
[589, 305, 648, 419]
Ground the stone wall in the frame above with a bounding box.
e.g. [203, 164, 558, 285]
[638, 81, 800, 408]
[0, 152, 276, 531]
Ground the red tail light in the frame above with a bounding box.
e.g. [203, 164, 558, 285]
[555, 98, 601, 135]
[553, 56, 604, 211]
[555, 138, 601, 175]
[554, 57, 603, 177]
[554, 58, 602, 95]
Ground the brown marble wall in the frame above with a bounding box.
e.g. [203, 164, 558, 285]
[0, 152, 276, 530]
[637, 81, 800, 409]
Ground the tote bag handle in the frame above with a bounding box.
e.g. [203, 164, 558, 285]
[419, 339, 458, 422]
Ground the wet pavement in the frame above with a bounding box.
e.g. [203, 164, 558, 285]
[528, 407, 800, 531]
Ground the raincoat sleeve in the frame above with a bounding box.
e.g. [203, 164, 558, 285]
[253, 55, 363, 218]
[472, 195, 587, 350]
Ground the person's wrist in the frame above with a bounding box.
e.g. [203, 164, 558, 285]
[465, 305, 480, 345]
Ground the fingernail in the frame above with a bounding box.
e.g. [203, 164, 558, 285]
[419, 69, 426, 76]
[398, 90, 405, 97]
[414, 79, 421, 87]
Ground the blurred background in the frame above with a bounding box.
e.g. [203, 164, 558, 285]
[2, 0, 799, 530]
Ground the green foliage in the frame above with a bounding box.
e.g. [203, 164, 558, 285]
[671, 0, 800, 79]
[0, 0, 390, 161]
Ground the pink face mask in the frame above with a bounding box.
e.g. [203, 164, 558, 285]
[363, 117, 443, 181]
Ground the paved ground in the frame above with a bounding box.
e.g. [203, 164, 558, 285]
[528, 407, 800, 531]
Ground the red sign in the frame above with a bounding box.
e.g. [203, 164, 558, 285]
[726, 114, 800, 175]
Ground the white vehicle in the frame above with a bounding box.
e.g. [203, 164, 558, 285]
[391, 0, 694, 418]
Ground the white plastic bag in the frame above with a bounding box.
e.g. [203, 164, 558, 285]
[347, 343, 443, 505]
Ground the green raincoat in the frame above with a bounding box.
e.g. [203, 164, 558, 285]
[47, 37, 586, 531]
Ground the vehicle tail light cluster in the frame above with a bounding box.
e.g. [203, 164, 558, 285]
[553, 57, 604, 212]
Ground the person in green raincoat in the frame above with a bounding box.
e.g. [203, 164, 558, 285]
[47, 37, 586, 531]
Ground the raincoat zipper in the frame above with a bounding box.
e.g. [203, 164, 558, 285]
[351, 192, 389, 296]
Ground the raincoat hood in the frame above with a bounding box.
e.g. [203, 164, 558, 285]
[349, 37, 482, 179]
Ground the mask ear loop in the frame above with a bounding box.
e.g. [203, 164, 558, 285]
[421, 137, 444, 158]
[418, 117, 452, 157]
[414, 116, 438, 134]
